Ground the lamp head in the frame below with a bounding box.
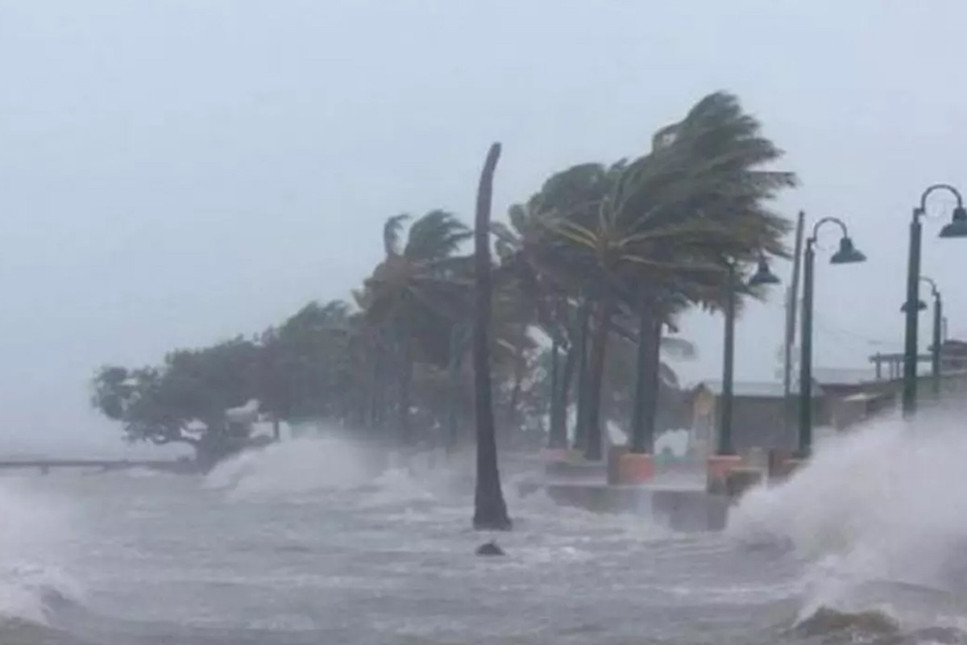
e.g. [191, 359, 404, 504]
[747, 257, 781, 287]
[939, 205, 967, 238]
[900, 300, 928, 313]
[830, 236, 866, 264]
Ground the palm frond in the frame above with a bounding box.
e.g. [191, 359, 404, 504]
[383, 214, 410, 256]
[404, 210, 471, 261]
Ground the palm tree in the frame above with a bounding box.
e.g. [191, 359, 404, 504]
[492, 199, 575, 444]
[473, 142, 512, 531]
[545, 91, 795, 461]
[618, 92, 796, 454]
[493, 187, 596, 452]
[360, 210, 472, 446]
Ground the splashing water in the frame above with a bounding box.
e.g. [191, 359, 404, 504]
[729, 411, 967, 631]
[0, 478, 81, 624]
[205, 435, 384, 499]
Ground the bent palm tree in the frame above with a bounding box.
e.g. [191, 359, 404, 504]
[360, 210, 472, 445]
[548, 91, 796, 460]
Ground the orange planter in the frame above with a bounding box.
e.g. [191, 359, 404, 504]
[706, 454, 744, 494]
[617, 452, 655, 484]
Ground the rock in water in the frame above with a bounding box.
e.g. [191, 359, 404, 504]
[476, 541, 505, 557]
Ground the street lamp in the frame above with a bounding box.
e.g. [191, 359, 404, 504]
[717, 256, 780, 456]
[903, 185, 967, 417]
[799, 218, 866, 457]
[900, 276, 943, 397]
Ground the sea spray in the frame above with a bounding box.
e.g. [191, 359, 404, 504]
[205, 435, 382, 499]
[729, 410, 967, 628]
[0, 477, 81, 623]
[205, 433, 478, 505]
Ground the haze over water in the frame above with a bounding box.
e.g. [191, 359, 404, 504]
[3, 1, 967, 444]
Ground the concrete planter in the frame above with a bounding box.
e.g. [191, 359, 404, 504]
[706, 454, 744, 494]
[617, 452, 655, 485]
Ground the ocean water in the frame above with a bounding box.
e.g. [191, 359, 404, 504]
[2, 421, 966, 644]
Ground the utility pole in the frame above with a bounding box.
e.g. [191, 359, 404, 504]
[783, 211, 806, 430]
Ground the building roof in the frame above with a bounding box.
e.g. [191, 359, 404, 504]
[696, 380, 824, 398]
[842, 391, 890, 402]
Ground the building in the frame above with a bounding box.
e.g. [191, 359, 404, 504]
[811, 367, 895, 430]
[689, 380, 824, 457]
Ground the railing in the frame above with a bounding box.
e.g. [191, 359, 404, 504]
[0, 459, 192, 474]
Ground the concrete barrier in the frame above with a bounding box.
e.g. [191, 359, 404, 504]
[544, 458, 606, 480]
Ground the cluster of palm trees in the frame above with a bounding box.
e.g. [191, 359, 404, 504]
[352, 91, 795, 466]
[92, 91, 796, 508]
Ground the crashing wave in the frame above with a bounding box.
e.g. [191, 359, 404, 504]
[729, 412, 967, 632]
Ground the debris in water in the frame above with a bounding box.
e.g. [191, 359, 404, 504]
[475, 541, 505, 557]
[795, 606, 899, 638]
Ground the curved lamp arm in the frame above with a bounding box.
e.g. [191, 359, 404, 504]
[809, 216, 850, 243]
[917, 184, 965, 217]
[920, 276, 939, 298]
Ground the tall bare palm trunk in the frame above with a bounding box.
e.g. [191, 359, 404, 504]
[472, 142, 511, 531]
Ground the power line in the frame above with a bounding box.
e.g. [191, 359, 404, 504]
[811, 312, 898, 349]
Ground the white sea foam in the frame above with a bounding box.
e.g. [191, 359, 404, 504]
[729, 410, 967, 627]
[0, 478, 81, 623]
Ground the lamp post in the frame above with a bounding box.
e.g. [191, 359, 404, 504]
[799, 218, 866, 457]
[717, 257, 780, 456]
[930, 281, 943, 398]
[901, 277, 943, 398]
[903, 185, 967, 417]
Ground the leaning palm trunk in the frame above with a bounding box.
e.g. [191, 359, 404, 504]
[558, 341, 578, 443]
[397, 337, 413, 446]
[546, 334, 567, 449]
[369, 353, 385, 430]
[446, 324, 466, 453]
[505, 320, 528, 439]
[630, 298, 662, 453]
[583, 297, 615, 461]
[572, 299, 592, 451]
[472, 142, 511, 531]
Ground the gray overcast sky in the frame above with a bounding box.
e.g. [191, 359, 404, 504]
[1, 1, 965, 452]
